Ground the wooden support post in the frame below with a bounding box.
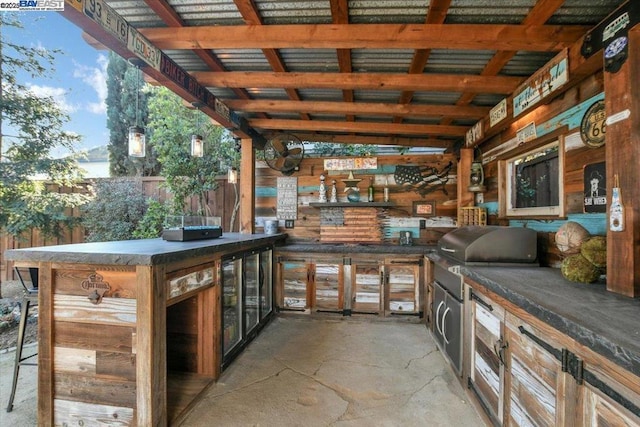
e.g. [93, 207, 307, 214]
[136, 265, 167, 425]
[458, 148, 475, 208]
[602, 26, 640, 297]
[239, 138, 255, 234]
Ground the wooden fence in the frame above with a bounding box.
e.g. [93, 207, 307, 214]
[1, 176, 237, 283]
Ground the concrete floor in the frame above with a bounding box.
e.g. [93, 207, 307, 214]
[0, 315, 485, 426]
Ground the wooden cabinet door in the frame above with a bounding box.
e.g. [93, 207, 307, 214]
[352, 260, 382, 314]
[384, 261, 420, 315]
[579, 382, 640, 427]
[469, 290, 506, 425]
[312, 258, 343, 312]
[279, 257, 310, 311]
[505, 312, 563, 427]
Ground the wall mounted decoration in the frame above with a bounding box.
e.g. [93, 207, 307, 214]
[277, 176, 298, 220]
[324, 157, 377, 171]
[580, 100, 606, 147]
[583, 162, 606, 213]
[413, 201, 436, 217]
[394, 162, 453, 196]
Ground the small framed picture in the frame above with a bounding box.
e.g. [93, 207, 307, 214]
[413, 201, 436, 217]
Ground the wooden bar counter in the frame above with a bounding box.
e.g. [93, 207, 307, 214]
[5, 233, 285, 426]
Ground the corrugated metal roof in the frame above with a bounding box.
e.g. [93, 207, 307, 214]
[91, 0, 628, 148]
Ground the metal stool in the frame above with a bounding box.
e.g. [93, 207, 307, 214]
[6, 267, 38, 413]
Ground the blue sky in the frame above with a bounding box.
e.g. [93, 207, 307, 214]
[5, 11, 109, 155]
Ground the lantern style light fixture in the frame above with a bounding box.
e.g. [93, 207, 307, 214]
[191, 101, 205, 157]
[128, 59, 146, 157]
[468, 148, 486, 193]
[228, 167, 238, 184]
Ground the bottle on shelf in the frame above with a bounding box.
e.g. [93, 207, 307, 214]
[368, 177, 374, 202]
[330, 180, 338, 203]
[383, 177, 390, 202]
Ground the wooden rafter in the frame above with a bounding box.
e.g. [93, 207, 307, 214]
[395, 0, 452, 123]
[441, 0, 568, 127]
[330, 0, 354, 121]
[139, 24, 587, 51]
[233, 0, 310, 121]
[143, 0, 255, 104]
[192, 71, 522, 94]
[224, 99, 489, 119]
[249, 119, 467, 136]
[292, 133, 452, 148]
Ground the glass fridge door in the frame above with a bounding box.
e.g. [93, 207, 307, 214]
[222, 256, 242, 358]
[244, 251, 260, 335]
[260, 248, 273, 321]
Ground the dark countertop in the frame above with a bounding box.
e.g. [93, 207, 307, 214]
[428, 253, 640, 377]
[277, 243, 436, 255]
[5, 233, 286, 266]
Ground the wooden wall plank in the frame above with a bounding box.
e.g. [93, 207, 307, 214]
[54, 399, 134, 426]
[54, 322, 134, 353]
[54, 373, 136, 408]
[53, 295, 137, 326]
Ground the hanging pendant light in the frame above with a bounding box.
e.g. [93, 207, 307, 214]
[228, 167, 238, 183]
[128, 58, 146, 157]
[191, 101, 205, 157]
[191, 134, 204, 157]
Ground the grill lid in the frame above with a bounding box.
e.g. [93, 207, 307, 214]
[438, 226, 538, 265]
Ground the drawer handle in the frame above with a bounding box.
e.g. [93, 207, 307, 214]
[435, 301, 445, 335]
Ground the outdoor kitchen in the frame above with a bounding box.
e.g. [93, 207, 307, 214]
[1, 1, 639, 426]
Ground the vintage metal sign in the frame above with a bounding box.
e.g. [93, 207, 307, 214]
[580, 100, 606, 148]
[277, 177, 298, 220]
[324, 157, 377, 171]
[516, 122, 537, 144]
[513, 50, 568, 118]
[83, 0, 128, 45]
[465, 121, 483, 147]
[584, 162, 606, 213]
[128, 27, 161, 70]
[490, 99, 508, 128]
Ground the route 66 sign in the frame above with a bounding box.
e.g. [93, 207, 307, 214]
[580, 100, 606, 148]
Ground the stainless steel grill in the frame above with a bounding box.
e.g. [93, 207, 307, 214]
[437, 226, 538, 266]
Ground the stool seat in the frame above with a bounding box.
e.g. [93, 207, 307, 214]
[6, 267, 38, 413]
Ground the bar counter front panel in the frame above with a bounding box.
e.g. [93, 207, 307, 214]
[5, 233, 285, 426]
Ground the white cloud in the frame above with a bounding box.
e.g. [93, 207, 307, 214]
[73, 54, 108, 115]
[26, 84, 77, 113]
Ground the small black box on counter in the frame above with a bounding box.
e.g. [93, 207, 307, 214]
[162, 216, 222, 241]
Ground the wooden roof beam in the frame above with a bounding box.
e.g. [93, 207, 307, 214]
[139, 24, 588, 51]
[193, 71, 521, 93]
[292, 133, 452, 148]
[395, 0, 452, 122]
[330, 0, 355, 121]
[441, 0, 567, 126]
[249, 119, 467, 137]
[233, 0, 310, 121]
[225, 99, 490, 119]
[143, 0, 255, 105]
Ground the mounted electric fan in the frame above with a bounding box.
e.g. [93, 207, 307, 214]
[263, 133, 305, 175]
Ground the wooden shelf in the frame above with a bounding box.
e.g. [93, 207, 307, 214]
[309, 202, 394, 208]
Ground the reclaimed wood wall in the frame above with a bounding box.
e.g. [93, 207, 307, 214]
[478, 73, 607, 267]
[255, 154, 458, 245]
